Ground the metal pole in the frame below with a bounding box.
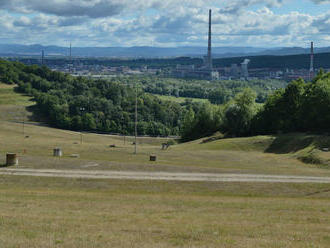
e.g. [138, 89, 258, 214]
[22, 112, 26, 155]
[134, 84, 137, 154]
[80, 107, 85, 145]
[41, 50, 44, 65]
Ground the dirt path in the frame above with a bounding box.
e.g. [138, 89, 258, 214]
[1, 168, 330, 183]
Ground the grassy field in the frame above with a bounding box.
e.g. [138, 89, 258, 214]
[2, 119, 330, 176]
[155, 94, 210, 104]
[0, 82, 330, 247]
[0, 83, 330, 176]
[0, 175, 330, 248]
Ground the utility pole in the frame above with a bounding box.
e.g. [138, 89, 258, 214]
[134, 83, 137, 154]
[309, 41, 314, 81]
[80, 107, 85, 144]
[41, 50, 44, 65]
[207, 9, 212, 70]
[70, 42, 72, 62]
[22, 111, 26, 154]
[22, 114, 25, 137]
[122, 117, 126, 146]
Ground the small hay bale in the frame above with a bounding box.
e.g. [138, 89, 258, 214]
[150, 155, 157, 162]
[6, 153, 18, 166]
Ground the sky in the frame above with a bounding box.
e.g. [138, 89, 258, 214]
[0, 0, 329, 48]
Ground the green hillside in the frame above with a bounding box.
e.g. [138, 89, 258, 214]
[214, 52, 330, 69]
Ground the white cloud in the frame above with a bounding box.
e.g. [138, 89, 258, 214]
[311, 0, 330, 3]
[219, 0, 284, 14]
[0, 0, 330, 47]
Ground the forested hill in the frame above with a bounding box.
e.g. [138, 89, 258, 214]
[0, 59, 187, 136]
[2, 58, 330, 141]
[9, 52, 330, 70]
[213, 52, 330, 69]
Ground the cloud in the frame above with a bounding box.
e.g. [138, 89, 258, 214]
[311, 12, 330, 33]
[311, 0, 330, 3]
[0, 0, 329, 19]
[0, 0, 213, 18]
[1, 0, 126, 18]
[219, 0, 284, 14]
[0, 0, 330, 47]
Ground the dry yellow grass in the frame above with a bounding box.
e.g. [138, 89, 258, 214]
[0, 83, 330, 247]
[1, 120, 330, 176]
[0, 176, 329, 248]
[0, 83, 330, 176]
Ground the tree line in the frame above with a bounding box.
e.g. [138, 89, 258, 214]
[1, 59, 330, 141]
[107, 76, 286, 104]
[181, 70, 330, 140]
[1, 60, 186, 136]
[11, 52, 330, 70]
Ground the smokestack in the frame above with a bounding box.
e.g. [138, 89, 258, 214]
[309, 41, 314, 80]
[208, 9, 212, 70]
[41, 50, 44, 65]
[69, 42, 72, 61]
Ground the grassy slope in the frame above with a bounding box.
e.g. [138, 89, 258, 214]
[0, 82, 330, 176]
[0, 83, 330, 247]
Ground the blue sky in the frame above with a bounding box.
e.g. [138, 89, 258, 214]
[0, 0, 329, 47]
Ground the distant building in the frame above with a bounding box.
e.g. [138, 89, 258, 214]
[230, 64, 239, 78]
[241, 59, 250, 79]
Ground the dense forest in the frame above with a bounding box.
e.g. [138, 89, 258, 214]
[252, 71, 330, 134]
[0, 59, 186, 136]
[181, 70, 330, 140]
[12, 57, 202, 70]
[213, 53, 330, 69]
[109, 76, 286, 104]
[10, 52, 330, 70]
[1, 59, 330, 141]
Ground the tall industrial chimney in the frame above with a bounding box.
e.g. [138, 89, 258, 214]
[309, 41, 314, 80]
[41, 50, 44, 65]
[69, 42, 72, 61]
[207, 9, 212, 70]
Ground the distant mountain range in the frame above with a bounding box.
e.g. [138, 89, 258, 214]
[1, 44, 330, 58]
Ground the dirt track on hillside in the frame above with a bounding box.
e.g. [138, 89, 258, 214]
[1, 168, 330, 183]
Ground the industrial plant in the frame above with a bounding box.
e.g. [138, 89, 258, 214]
[5, 10, 328, 82]
[172, 9, 220, 80]
[172, 10, 321, 81]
